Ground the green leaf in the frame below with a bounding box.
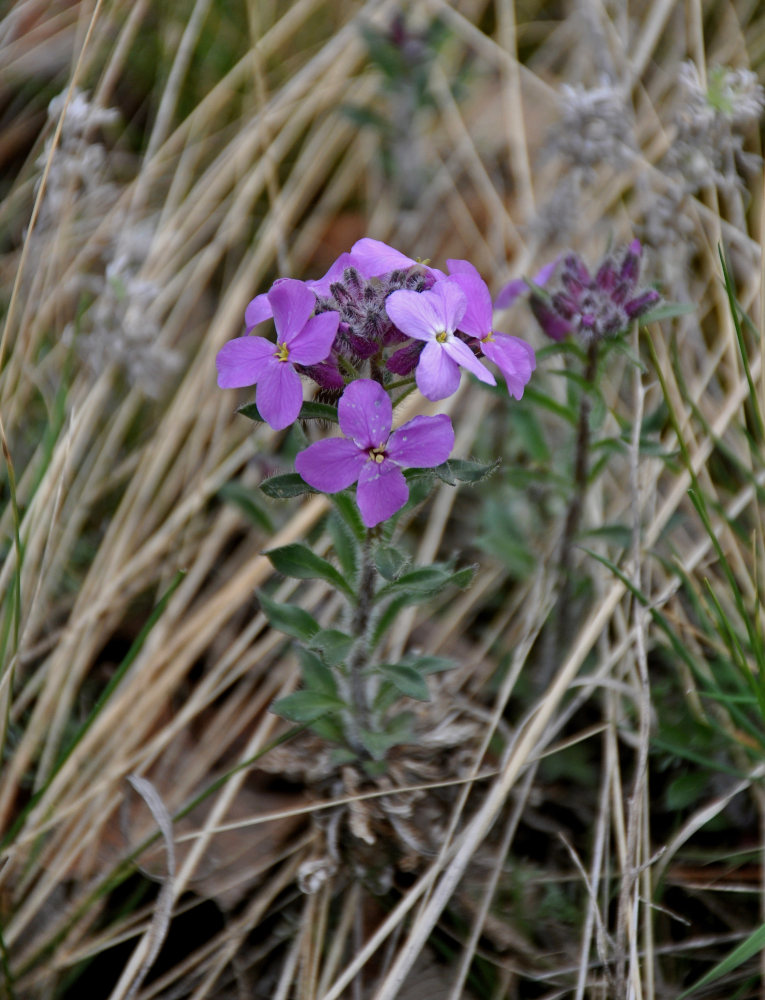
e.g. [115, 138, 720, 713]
[376, 662, 430, 701]
[260, 473, 317, 499]
[404, 654, 455, 674]
[433, 457, 500, 485]
[577, 524, 632, 548]
[331, 491, 366, 542]
[640, 301, 695, 324]
[359, 713, 414, 759]
[238, 400, 339, 424]
[310, 715, 347, 743]
[309, 628, 354, 666]
[296, 401, 339, 423]
[665, 771, 710, 811]
[271, 690, 346, 723]
[678, 922, 765, 998]
[523, 386, 578, 425]
[328, 510, 359, 582]
[219, 482, 274, 532]
[265, 543, 353, 597]
[296, 647, 338, 696]
[511, 409, 550, 463]
[374, 545, 408, 581]
[375, 563, 475, 602]
[257, 591, 320, 642]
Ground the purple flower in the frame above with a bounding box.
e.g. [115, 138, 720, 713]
[530, 241, 660, 343]
[295, 379, 454, 527]
[351, 237, 445, 283]
[244, 255, 365, 331]
[494, 258, 559, 309]
[446, 261, 535, 400]
[217, 279, 339, 430]
[385, 279, 496, 400]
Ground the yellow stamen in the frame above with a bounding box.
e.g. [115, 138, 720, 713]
[275, 342, 289, 362]
[435, 330, 448, 343]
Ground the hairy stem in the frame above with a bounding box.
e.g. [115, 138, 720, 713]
[346, 532, 377, 750]
[542, 341, 599, 676]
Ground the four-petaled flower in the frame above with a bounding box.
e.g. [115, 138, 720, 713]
[446, 260, 536, 400]
[295, 379, 454, 526]
[385, 280, 496, 400]
[216, 278, 339, 430]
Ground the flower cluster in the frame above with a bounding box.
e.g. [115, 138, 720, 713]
[525, 241, 660, 344]
[666, 62, 764, 194]
[547, 81, 636, 174]
[217, 238, 536, 525]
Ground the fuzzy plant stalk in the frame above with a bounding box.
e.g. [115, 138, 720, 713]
[217, 238, 536, 764]
[346, 532, 376, 739]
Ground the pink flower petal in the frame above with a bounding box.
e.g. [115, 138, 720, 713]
[216, 336, 275, 388]
[295, 438, 366, 492]
[480, 334, 535, 399]
[495, 258, 559, 309]
[268, 279, 316, 343]
[244, 293, 272, 330]
[351, 238, 419, 276]
[356, 461, 408, 526]
[387, 414, 454, 467]
[448, 272, 493, 340]
[442, 337, 496, 386]
[446, 258, 482, 279]
[415, 341, 461, 401]
[385, 288, 439, 342]
[287, 311, 340, 365]
[337, 379, 392, 448]
[306, 252, 365, 294]
[256, 359, 304, 430]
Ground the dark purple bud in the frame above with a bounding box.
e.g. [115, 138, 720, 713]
[619, 240, 642, 285]
[624, 289, 660, 318]
[595, 259, 618, 293]
[298, 360, 345, 390]
[343, 267, 364, 295]
[551, 292, 578, 320]
[387, 340, 424, 375]
[530, 295, 574, 341]
[562, 253, 591, 286]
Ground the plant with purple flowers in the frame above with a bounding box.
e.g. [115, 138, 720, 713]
[216, 238, 534, 764]
[502, 240, 662, 672]
[527, 241, 660, 346]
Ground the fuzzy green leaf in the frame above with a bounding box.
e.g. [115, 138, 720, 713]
[258, 591, 320, 642]
[331, 491, 366, 542]
[360, 713, 414, 759]
[376, 662, 430, 701]
[404, 654, 455, 674]
[309, 628, 354, 666]
[265, 543, 353, 597]
[297, 647, 338, 697]
[433, 457, 500, 485]
[218, 482, 274, 532]
[375, 563, 475, 602]
[328, 510, 359, 582]
[260, 473, 318, 499]
[271, 690, 346, 723]
[374, 545, 408, 581]
[238, 400, 338, 424]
